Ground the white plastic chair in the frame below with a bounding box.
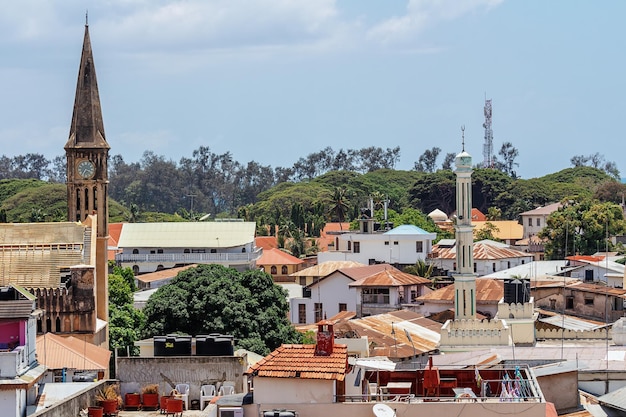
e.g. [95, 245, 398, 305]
[219, 385, 235, 396]
[200, 384, 216, 410]
[174, 383, 189, 410]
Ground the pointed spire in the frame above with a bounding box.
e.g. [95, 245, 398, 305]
[65, 23, 109, 150]
[461, 125, 465, 152]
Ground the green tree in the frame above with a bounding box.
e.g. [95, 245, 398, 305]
[475, 221, 501, 242]
[108, 273, 145, 355]
[140, 264, 301, 355]
[539, 199, 626, 259]
[328, 187, 350, 225]
[404, 259, 433, 278]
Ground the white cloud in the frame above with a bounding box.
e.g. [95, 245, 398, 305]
[367, 0, 503, 46]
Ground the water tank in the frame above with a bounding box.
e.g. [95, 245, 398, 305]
[214, 336, 234, 356]
[196, 335, 216, 356]
[613, 317, 626, 345]
[174, 335, 192, 356]
[503, 279, 530, 304]
[153, 336, 168, 356]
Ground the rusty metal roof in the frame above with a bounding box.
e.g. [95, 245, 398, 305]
[344, 311, 441, 359]
[418, 279, 504, 304]
[135, 264, 198, 283]
[245, 343, 348, 381]
[431, 240, 530, 260]
[348, 268, 431, 287]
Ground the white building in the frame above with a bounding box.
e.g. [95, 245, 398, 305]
[115, 221, 261, 274]
[519, 203, 561, 239]
[317, 224, 437, 267]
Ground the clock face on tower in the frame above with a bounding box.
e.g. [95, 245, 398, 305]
[77, 160, 96, 179]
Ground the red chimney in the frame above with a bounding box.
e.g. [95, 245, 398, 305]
[314, 320, 334, 356]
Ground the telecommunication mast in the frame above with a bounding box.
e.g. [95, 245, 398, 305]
[482, 98, 493, 168]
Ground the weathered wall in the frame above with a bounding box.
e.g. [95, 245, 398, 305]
[30, 380, 110, 417]
[116, 356, 248, 403]
[535, 371, 578, 413]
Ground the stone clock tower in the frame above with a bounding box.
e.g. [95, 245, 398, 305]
[65, 22, 110, 324]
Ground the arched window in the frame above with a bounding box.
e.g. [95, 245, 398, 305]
[55, 317, 61, 332]
[242, 248, 246, 253]
[46, 318, 51, 333]
[271, 266, 277, 274]
[281, 266, 288, 274]
[132, 265, 139, 275]
[132, 249, 139, 254]
[184, 249, 190, 254]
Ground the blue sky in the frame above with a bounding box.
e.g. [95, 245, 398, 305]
[1, 0, 624, 179]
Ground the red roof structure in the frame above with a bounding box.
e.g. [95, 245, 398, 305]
[257, 248, 304, 266]
[246, 343, 348, 381]
[255, 236, 278, 250]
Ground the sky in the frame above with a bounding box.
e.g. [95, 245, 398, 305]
[1, 0, 625, 180]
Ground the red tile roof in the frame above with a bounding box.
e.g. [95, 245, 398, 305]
[255, 236, 278, 250]
[566, 255, 605, 263]
[246, 343, 348, 381]
[257, 248, 304, 266]
[471, 208, 486, 221]
[108, 223, 124, 261]
[348, 269, 431, 287]
[316, 222, 351, 252]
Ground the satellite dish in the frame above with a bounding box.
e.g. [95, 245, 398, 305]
[372, 403, 395, 417]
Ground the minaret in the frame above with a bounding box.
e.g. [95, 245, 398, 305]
[453, 126, 476, 320]
[64, 21, 110, 324]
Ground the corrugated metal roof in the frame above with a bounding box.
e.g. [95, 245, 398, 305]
[117, 222, 256, 248]
[383, 225, 432, 235]
[290, 261, 366, 277]
[520, 202, 562, 216]
[338, 264, 396, 281]
[598, 385, 626, 412]
[36, 333, 111, 371]
[246, 343, 348, 381]
[135, 264, 198, 283]
[418, 279, 503, 303]
[538, 312, 610, 331]
[430, 241, 530, 260]
[347, 312, 441, 358]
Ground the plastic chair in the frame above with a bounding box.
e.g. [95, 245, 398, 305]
[174, 383, 189, 411]
[200, 384, 216, 410]
[219, 385, 235, 396]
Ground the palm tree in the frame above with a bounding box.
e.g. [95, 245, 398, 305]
[404, 259, 433, 278]
[329, 187, 350, 228]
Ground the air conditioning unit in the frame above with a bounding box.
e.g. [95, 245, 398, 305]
[219, 407, 244, 417]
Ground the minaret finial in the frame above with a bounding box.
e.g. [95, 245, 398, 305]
[461, 125, 465, 152]
[86, 10, 88, 26]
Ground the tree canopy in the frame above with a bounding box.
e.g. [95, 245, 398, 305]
[140, 264, 301, 355]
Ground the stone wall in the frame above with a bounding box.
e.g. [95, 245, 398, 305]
[116, 356, 248, 403]
[536, 328, 612, 340]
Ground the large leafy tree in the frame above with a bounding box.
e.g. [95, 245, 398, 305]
[539, 199, 626, 259]
[140, 264, 301, 355]
[108, 270, 145, 355]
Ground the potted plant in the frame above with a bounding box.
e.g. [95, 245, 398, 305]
[142, 384, 160, 410]
[96, 384, 120, 414]
[124, 391, 141, 410]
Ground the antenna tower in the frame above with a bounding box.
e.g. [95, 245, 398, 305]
[482, 98, 493, 168]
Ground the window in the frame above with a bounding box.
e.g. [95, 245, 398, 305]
[492, 262, 496, 272]
[528, 218, 532, 226]
[210, 249, 217, 253]
[416, 241, 423, 253]
[281, 266, 288, 274]
[474, 263, 477, 272]
[270, 266, 277, 274]
[339, 303, 347, 312]
[299, 277, 306, 286]
[362, 288, 390, 304]
[393, 241, 398, 245]
[566, 296, 574, 309]
[157, 249, 163, 254]
[536, 218, 541, 227]
[314, 303, 323, 323]
[354, 242, 361, 253]
[347, 241, 352, 251]
[584, 298, 594, 306]
[385, 241, 389, 246]
[150, 250, 155, 254]
[298, 304, 307, 324]
[585, 270, 594, 282]
[132, 249, 139, 254]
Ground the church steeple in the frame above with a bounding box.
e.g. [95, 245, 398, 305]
[64, 23, 110, 325]
[65, 23, 109, 150]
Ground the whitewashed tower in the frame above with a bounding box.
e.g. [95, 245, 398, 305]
[453, 127, 476, 320]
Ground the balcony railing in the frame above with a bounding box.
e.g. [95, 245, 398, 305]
[115, 248, 262, 265]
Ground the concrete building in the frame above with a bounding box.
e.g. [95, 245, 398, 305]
[115, 221, 261, 274]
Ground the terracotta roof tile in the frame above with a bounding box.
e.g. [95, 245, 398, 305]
[257, 248, 304, 266]
[255, 236, 278, 250]
[290, 261, 366, 277]
[246, 344, 348, 381]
